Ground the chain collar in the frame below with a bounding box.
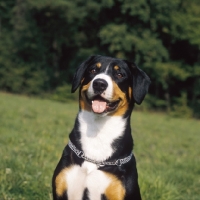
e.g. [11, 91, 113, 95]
[68, 140, 132, 168]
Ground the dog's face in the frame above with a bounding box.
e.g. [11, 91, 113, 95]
[71, 55, 150, 116]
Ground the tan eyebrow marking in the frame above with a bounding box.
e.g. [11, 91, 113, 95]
[114, 65, 119, 70]
[96, 62, 102, 68]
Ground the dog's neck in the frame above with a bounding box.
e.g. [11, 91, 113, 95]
[75, 110, 132, 162]
[78, 110, 127, 137]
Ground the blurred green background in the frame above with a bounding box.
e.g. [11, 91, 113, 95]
[0, 0, 200, 118]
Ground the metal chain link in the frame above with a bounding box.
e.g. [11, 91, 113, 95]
[68, 140, 132, 168]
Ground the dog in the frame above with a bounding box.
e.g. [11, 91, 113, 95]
[52, 55, 151, 200]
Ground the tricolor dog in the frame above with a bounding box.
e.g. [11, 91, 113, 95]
[52, 55, 151, 200]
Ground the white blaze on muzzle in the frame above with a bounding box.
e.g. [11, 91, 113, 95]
[87, 74, 113, 113]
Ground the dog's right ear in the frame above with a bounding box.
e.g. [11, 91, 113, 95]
[71, 55, 97, 93]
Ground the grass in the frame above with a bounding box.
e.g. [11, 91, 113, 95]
[0, 92, 199, 200]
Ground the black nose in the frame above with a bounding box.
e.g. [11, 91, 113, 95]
[93, 78, 108, 94]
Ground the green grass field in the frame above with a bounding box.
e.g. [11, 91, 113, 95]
[0, 92, 199, 200]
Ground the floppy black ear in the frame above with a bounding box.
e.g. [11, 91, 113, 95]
[129, 62, 151, 105]
[71, 55, 97, 93]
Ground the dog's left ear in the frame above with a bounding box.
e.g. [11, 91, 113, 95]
[71, 55, 97, 93]
[127, 61, 151, 105]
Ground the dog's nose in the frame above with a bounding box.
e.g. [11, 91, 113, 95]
[93, 78, 108, 94]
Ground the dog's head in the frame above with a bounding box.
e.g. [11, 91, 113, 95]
[71, 55, 150, 116]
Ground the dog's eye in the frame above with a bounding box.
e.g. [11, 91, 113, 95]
[117, 73, 123, 78]
[90, 69, 97, 74]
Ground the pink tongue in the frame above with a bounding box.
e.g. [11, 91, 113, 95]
[92, 100, 107, 113]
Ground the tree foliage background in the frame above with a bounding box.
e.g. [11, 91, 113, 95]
[0, 0, 200, 117]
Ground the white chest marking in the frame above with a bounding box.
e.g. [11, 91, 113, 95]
[66, 163, 111, 200]
[78, 110, 126, 161]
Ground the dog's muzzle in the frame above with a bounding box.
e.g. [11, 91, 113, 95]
[85, 77, 120, 114]
[92, 78, 108, 94]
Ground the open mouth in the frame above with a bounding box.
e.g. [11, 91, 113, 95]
[87, 95, 120, 114]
